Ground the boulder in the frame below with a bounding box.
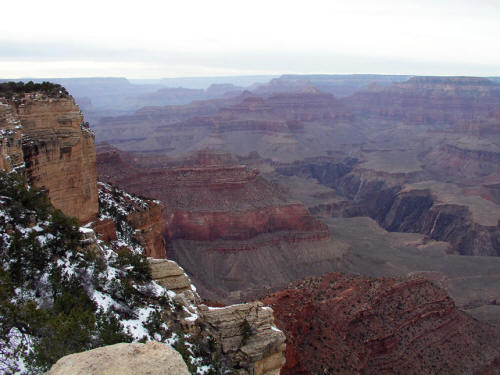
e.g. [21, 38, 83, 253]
[45, 342, 189, 375]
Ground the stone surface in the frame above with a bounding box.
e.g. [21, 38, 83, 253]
[149, 258, 191, 292]
[199, 302, 286, 375]
[0, 95, 100, 222]
[263, 273, 500, 375]
[45, 341, 190, 375]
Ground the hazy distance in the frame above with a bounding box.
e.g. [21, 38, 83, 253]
[1, 0, 499, 78]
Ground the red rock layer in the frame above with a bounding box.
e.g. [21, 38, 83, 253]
[164, 204, 326, 241]
[263, 273, 500, 375]
[97, 147, 329, 244]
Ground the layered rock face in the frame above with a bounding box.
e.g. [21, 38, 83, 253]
[149, 258, 192, 292]
[94, 89, 355, 161]
[216, 89, 352, 125]
[98, 147, 328, 244]
[254, 74, 412, 97]
[46, 342, 190, 375]
[1, 94, 99, 222]
[146, 257, 286, 375]
[97, 147, 341, 302]
[199, 302, 286, 375]
[343, 76, 500, 125]
[423, 142, 500, 182]
[93, 94, 243, 147]
[332, 169, 500, 256]
[0, 94, 98, 222]
[263, 273, 500, 375]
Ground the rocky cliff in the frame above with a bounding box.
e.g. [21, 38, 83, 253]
[146, 257, 286, 375]
[0, 90, 98, 222]
[199, 303, 286, 375]
[263, 273, 500, 375]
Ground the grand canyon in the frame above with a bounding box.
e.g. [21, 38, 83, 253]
[1, 73, 499, 374]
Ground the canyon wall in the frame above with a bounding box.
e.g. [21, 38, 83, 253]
[97, 147, 340, 302]
[343, 76, 500, 125]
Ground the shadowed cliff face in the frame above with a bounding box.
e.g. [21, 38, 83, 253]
[0, 94, 98, 222]
[263, 273, 500, 375]
[335, 170, 500, 257]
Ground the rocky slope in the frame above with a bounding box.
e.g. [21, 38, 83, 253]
[0, 88, 98, 222]
[0, 156, 286, 375]
[95, 181, 166, 258]
[331, 168, 500, 257]
[263, 273, 500, 375]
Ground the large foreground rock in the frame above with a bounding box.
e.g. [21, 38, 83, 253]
[45, 342, 189, 375]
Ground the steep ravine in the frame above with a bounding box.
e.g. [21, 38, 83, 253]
[277, 159, 500, 256]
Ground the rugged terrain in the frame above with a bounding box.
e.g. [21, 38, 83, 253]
[97, 146, 341, 302]
[264, 273, 500, 375]
[0, 83, 286, 375]
[95, 75, 500, 311]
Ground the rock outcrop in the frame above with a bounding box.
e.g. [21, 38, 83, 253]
[149, 258, 192, 292]
[263, 273, 500, 375]
[198, 302, 286, 375]
[0, 92, 98, 222]
[98, 148, 328, 244]
[45, 342, 190, 375]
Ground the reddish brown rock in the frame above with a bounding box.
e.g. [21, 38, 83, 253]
[127, 201, 165, 258]
[164, 204, 325, 241]
[97, 147, 341, 302]
[263, 273, 500, 375]
[98, 147, 328, 244]
[92, 218, 117, 242]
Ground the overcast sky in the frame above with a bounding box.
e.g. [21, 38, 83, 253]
[1, 0, 499, 78]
